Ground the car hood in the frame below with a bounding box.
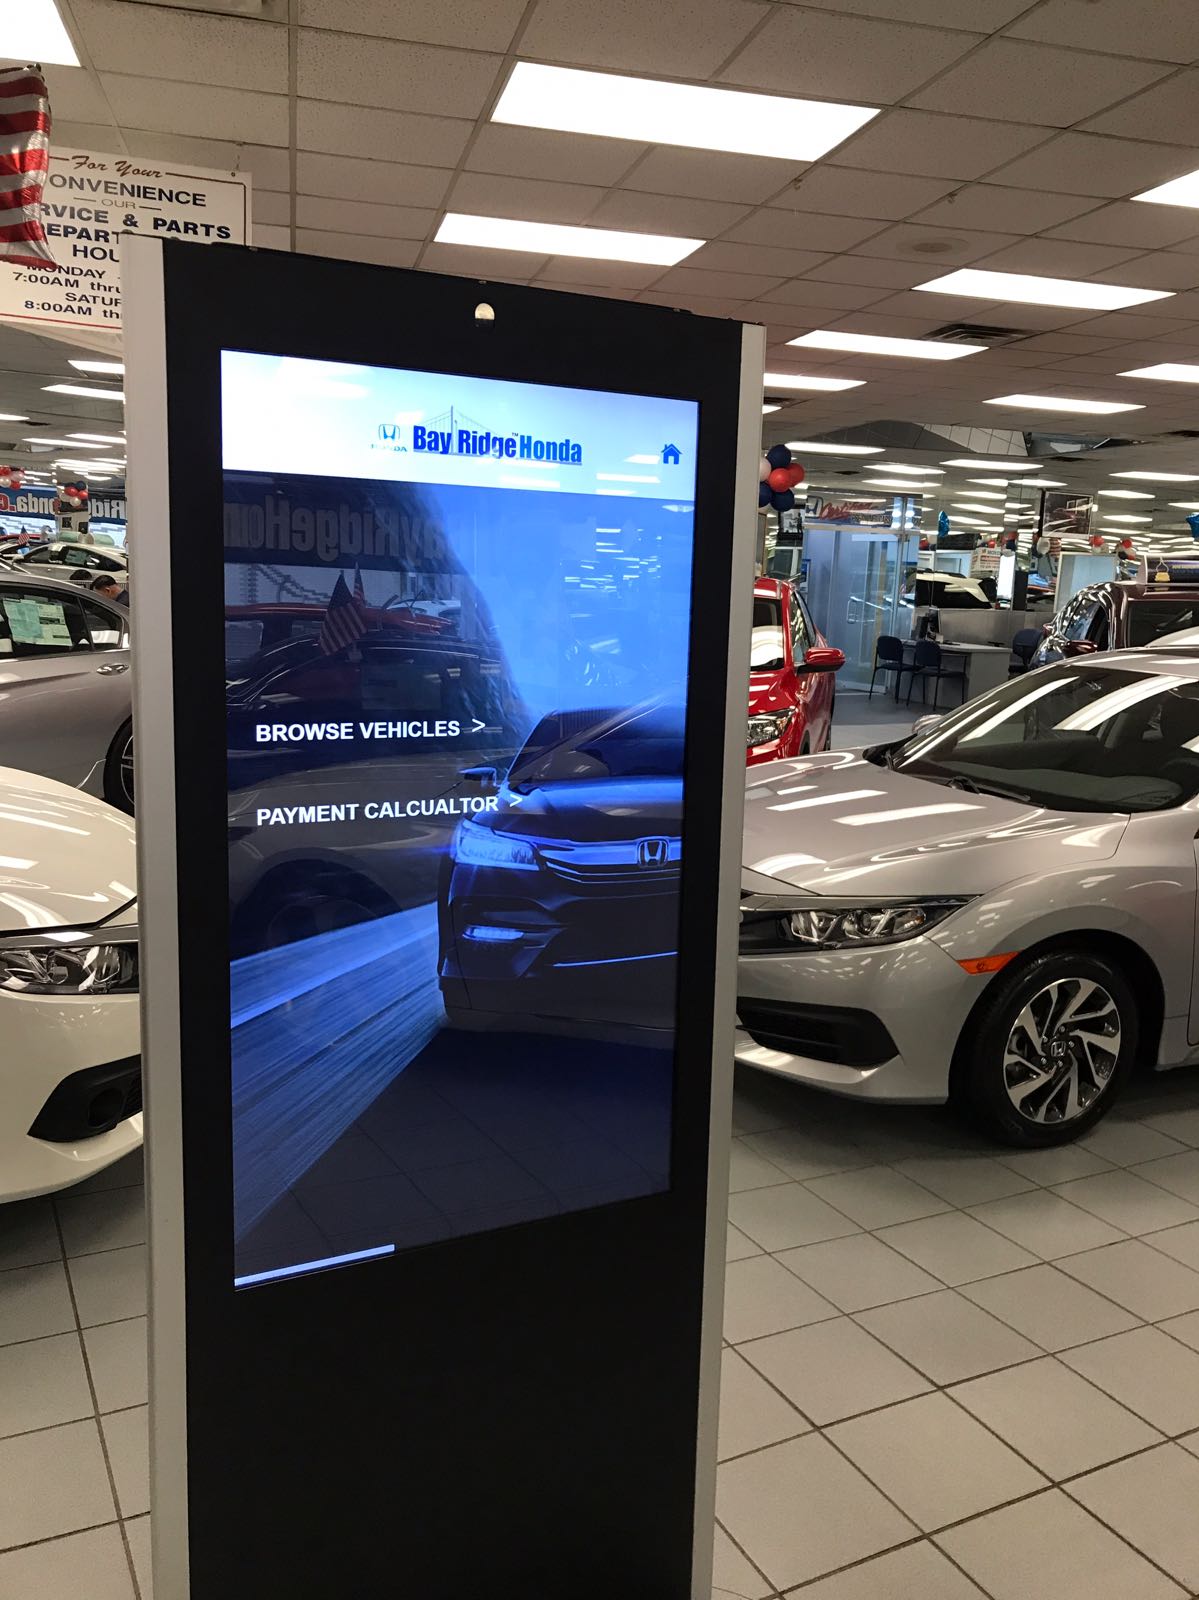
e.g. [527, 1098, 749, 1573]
[742, 751, 1127, 897]
[748, 669, 792, 713]
[497, 776, 682, 841]
[0, 765, 136, 933]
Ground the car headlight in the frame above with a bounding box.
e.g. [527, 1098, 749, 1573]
[0, 938, 138, 995]
[747, 708, 796, 748]
[739, 897, 971, 953]
[452, 818, 538, 871]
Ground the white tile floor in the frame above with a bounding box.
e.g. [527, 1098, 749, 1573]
[12, 1063, 1199, 1597]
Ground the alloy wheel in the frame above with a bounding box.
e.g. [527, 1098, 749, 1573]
[119, 732, 135, 807]
[1002, 976, 1121, 1126]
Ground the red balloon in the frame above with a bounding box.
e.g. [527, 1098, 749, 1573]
[787, 463, 805, 487]
[767, 467, 792, 491]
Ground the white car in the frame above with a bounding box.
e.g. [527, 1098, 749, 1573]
[8, 541, 129, 589]
[0, 766, 140, 1200]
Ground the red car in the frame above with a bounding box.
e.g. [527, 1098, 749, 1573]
[747, 577, 843, 765]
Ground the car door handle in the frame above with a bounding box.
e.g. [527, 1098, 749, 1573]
[94, 663, 129, 675]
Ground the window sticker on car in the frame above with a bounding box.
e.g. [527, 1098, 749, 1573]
[3, 596, 71, 646]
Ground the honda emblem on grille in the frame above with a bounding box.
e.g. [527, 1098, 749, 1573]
[637, 837, 670, 868]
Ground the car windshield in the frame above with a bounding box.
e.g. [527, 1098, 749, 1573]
[888, 662, 1199, 814]
[1126, 599, 1199, 647]
[750, 597, 786, 671]
[508, 701, 684, 789]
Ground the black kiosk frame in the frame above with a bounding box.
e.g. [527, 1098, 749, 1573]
[126, 237, 762, 1599]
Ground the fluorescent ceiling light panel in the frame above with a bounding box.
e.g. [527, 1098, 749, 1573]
[67, 433, 125, 444]
[863, 480, 934, 492]
[788, 330, 984, 360]
[492, 61, 877, 163]
[955, 502, 1006, 513]
[1169, 502, 1199, 510]
[68, 359, 124, 375]
[24, 436, 101, 447]
[783, 440, 884, 455]
[1021, 477, 1067, 487]
[763, 372, 865, 392]
[915, 267, 1172, 311]
[0, 413, 27, 423]
[943, 459, 1039, 472]
[9, 0, 78, 65]
[1098, 488, 1154, 499]
[1120, 363, 1199, 385]
[1112, 471, 1199, 482]
[872, 463, 944, 475]
[960, 489, 1005, 499]
[984, 393, 1145, 415]
[1134, 168, 1199, 209]
[762, 404, 781, 415]
[967, 477, 1010, 487]
[434, 212, 700, 266]
[42, 383, 124, 401]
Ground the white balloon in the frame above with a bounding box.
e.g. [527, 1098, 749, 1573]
[759, 458, 770, 482]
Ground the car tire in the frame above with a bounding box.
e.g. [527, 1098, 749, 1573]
[952, 948, 1137, 1148]
[103, 719, 135, 814]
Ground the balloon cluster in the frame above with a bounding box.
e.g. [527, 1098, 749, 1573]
[56, 480, 88, 512]
[758, 444, 805, 513]
[1089, 533, 1106, 550]
[0, 466, 23, 490]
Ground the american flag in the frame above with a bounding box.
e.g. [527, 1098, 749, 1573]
[318, 569, 367, 655]
[0, 67, 55, 270]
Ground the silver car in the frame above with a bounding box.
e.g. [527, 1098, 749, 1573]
[0, 570, 133, 811]
[737, 648, 1199, 1146]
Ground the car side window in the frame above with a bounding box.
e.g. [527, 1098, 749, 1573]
[789, 591, 810, 659]
[79, 597, 124, 650]
[1065, 599, 1098, 641]
[0, 588, 92, 658]
[1087, 603, 1111, 650]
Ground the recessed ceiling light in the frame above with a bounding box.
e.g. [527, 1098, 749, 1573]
[67, 433, 126, 445]
[8, 0, 77, 66]
[492, 61, 878, 162]
[863, 480, 935, 492]
[943, 459, 1040, 472]
[1169, 502, 1199, 510]
[788, 330, 984, 360]
[958, 489, 1006, 499]
[434, 212, 701, 266]
[984, 393, 1145, 415]
[68, 359, 124, 376]
[0, 413, 29, 424]
[1134, 168, 1199, 209]
[966, 477, 1010, 487]
[1098, 488, 1155, 500]
[782, 440, 885, 455]
[914, 267, 1172, 311]
[1104, 513, 1153, 523]
[871, 463, 944, 475]
[763, 372, 865, 392]
[1021, 478, 1067, 488]
[762, 404, 781, 415]
[42, 383, 124, 402]
[1112, 471, 1199, 482]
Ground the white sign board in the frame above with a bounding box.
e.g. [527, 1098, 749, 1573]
[0, 147, 251, 332]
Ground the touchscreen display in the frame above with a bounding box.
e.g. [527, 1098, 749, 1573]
[221, 353, 699, 1287]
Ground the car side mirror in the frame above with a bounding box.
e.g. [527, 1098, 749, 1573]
[1062, 639, 1098, 658]
[801, 646, 845, 674]
[460, 764, 499, 788]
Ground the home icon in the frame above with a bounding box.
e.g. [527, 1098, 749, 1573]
[661, 443, 681, 465]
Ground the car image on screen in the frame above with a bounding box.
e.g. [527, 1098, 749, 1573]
[438, 698, 684, 1037]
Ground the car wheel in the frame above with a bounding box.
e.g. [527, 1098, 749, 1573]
[231, 870, 394, 958]
[953, 949, 1136, 1147]
[103, 719, 135, 814]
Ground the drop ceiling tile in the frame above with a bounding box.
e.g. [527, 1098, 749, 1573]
[296, 101, 471, 167]
[50, 122, 122, 154]
[1068, 310, 1199, 339]
[521, 0, 768, 77]
[73, 0, 286, 92]
[1045, 202, 1199, 251]
[118, 131, 264, 179]
[828, 111, 1050, 181]
[534, 257, 665, 289]
[687, 242, 832, 277]
[775, 0, 1030, 24]
[989, 134, 1199, 200]
[973, 237, 1151, 276]
[253, 190, 291, 227]
[588, 190, 751, 236]
[721, 10, 975, 103]
[295, 230, 423, 269]
[1090, 253, 1199, 291]
[754, 279, 893, 311]
[913, 186, 1100, 235]
[910, 40, 1170, 127]
[298, 0, 525, 49]
[1081, 71, 1199, 145]
[418, 242, 547, 281]
[1017, 332, 1129, 354]
[448, 171, 607, 225]
[296, 31, 502, 117]
[780, 167, 956, 221]
[97, 75, 288, 145]
[466, 125, 646, 187]
[806, 256, 934, 289]
[623, 149, 802, 205]
[821, 310, 957, 340]
[297, 153, 451, 209]
[294, 196, 436, 240]
[253, 224, 291, 251]
[638, 291, 756, 319]
[649, 265, 784, 300]
[865, 289, 1008, 321]
[230, 144, 293, 191]
[42, 66, 111, 125]
[853, 223, 1023, 264]
[725, 210, 887, 253]
[1008, 0, 1199, 62]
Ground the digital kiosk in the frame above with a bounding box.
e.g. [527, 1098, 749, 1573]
[126, 237, 762, 1599]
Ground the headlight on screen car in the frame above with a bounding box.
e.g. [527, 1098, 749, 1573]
[739, 897, 971, 953]
[0, 940, 138, 996]
[452, 818, 539, 871]
[747, 708, 796, 748]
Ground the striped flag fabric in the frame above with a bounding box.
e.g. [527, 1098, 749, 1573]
[0, 67, 55, 270]
[318, 570, 368, 655]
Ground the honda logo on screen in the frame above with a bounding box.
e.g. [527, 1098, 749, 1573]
[377, 423, 399, 441]
[637, 837, 670, 868]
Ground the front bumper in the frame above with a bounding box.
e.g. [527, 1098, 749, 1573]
[0, 990, 141, 1201]
[735, 935, 978, 1103]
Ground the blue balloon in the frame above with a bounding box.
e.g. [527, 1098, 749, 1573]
[765, 444, 791, 470]
[937, 510, 950, 537]
[1188, 512, 1199, 541]
[758, 481, 772, 507]
[771, 488, 796, 512]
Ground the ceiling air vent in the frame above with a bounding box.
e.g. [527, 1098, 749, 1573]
[927, 322, 1031, 348]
